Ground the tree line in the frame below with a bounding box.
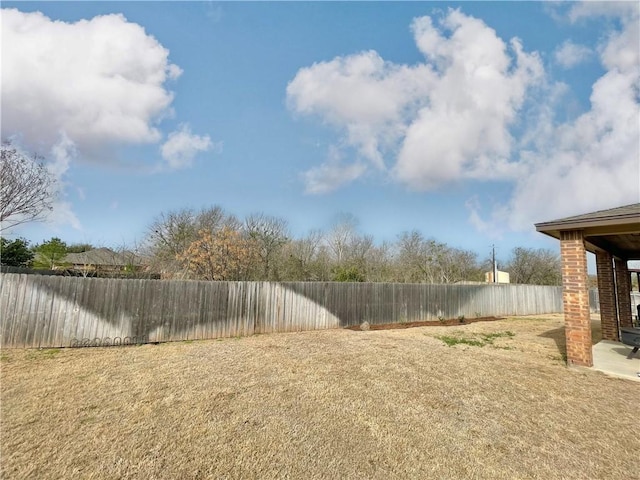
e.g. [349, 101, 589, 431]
[1, 207, 563, 285]
[142, 206, 562, 285]
[0, 141, 562, 285]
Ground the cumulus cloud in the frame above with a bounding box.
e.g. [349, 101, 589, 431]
[302, 146, 367, 194]
[567, 1, 639, 23]
[160, 124, 216, 169]
[395, 12, 543, 190]
[287, 8, 543, 192]
[287, 50, 432, 169]
[288, 5, 639, 232]
[1, 8, 182, 157]
[554, 40, 592, 68]
[1, 8, 215, 228]
[492, 5, 640, 230]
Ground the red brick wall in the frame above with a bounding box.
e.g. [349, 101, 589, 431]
[560, 230, 592, 367]
[595, 251, 619, 341]
[614, 259, 632, 328]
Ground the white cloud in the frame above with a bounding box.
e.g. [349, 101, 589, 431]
[160, 124, 216, 169]
[288, 6, 639, 233]
[567, 1, 639, 23]
[486, 4, 640, 229]
[465, 197, 496, 237]
[46, 135, 82, 231]
[304, 163, 367, 195]
[1, 8, 215, 230]
[287, 9, 543, 192]
[287, 50, 431, 170]
[554, 40, 592, 68]
[302, 146, 367, 194]
[1, 9, 182, 158]
[395, 13, 543, 190]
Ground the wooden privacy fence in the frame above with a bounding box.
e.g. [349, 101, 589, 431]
[1, 273, 564, 349]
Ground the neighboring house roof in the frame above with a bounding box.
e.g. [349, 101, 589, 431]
[64, 248, 145, 267]
[535, 203, 640, 260]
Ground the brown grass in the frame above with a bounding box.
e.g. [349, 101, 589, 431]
[1, 314, 638, 479]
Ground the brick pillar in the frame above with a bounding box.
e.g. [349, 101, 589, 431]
[595, 251, 619, 341]
[560, 230, 592, 367]
[614, 259, 632, 328]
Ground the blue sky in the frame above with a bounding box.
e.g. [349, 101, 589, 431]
[2, 1, 639, 265]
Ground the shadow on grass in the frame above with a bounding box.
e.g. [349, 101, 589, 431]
[538, 318, 603, 360]
[538, 326, 567, 359]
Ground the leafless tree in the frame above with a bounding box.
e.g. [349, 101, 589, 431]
[145, 208, 197, 277]
[144, 206, 238, 278]
[349, 233, 374, 264]
[435, 246, 480, 284]
[366, 241, 394, 282]
[395, 230, 433, 283]
[505, 247, 561, 285]
[0, 141, 56, 228]
[325, 214, 379, 280]
[326, 213, 359, 263]
[395, 230, 480, 284]
[244, 213, 289, 280]
[279, 229, 327, 281]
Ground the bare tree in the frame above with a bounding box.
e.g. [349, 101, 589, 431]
[326, 213, 359, 263]
[145, 208, 197, 277]
[244, 213, 289, 280]
[506, 247, 561, 285]
[325, 214, 377, 281]
[395, 230, 480, 284]
[144, 206, 236, 278]
[395, 230, 433, 283]
[366, 241, 394, 282]
[0, 141, 56, 228]
[435, 246, 480, 283]
[279, 229, 326, 281]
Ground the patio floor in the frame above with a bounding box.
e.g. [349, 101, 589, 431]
[591, 340, 640, 382]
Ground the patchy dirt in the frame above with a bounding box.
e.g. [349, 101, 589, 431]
[345, 316, 504, 331]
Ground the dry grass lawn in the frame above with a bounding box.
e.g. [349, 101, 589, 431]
[1, 314, 639, 479]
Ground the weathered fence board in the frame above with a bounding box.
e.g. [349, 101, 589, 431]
[0, 273, 571, 349]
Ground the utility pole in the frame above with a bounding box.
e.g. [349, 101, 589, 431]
[492, 244, 497, 283]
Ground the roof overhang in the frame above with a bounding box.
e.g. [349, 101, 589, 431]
[535, 204, 640, 260]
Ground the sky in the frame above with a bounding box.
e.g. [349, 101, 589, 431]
[1, 1, 639, 265]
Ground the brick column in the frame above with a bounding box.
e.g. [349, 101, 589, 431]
[614, 259, 632, 328]
[560, 230, 592, 367]
[595, 251, 619, 341]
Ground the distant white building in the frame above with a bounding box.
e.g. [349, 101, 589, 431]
[485, 270, 510, 284]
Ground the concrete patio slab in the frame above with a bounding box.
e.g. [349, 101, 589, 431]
[591, 340, 640, 382]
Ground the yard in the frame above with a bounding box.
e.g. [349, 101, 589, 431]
[1, 314, 638, 479]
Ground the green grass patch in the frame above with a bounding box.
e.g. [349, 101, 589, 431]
[438, 336, 485, 347]
[436, 331, 515, 348]
[26, 348, 61, 360]
[480, 331, 515, 342]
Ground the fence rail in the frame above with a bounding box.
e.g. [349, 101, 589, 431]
[0, 273, 566, 349]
